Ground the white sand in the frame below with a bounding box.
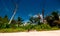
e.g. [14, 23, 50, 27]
[0, 30, 60, 36]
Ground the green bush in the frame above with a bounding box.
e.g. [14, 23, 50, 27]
[34, 25, 42, 31]
[0, 23, 6, 29]
[24, 24, 33, 30]
[0, 23, 11, 29]
[33, 24, 51, 31]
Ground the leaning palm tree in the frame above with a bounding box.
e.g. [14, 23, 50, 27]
[8, 1, 18, 24]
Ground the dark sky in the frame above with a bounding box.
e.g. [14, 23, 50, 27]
[0, 0, 60, 22]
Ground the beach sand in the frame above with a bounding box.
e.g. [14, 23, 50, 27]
[0, 30, 60, 36]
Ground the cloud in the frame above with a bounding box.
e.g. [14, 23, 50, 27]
[28, 14, 39, 17]
[33, 15, 38, 17]
[28, 14, 43, 18]
[33, 14, 43, 18]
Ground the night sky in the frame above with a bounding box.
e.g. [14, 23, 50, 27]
[0, 0, 60, 22]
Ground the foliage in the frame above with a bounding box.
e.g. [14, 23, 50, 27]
[29, 16, 41, 25]
[0, 23, 60, 33]
[11, 19, 16, 24]
[45, 11, 60, 27]
[0, 28, 26, 33]
[34, 24, 51, 31]
[0, 11, 60, 32]
[51, 11, 59, 20]
[51, 26, 59, 30]
[17, 17, 23, 24]
[3, 15, 9, 23]
[0, 16, 3, 24]
[29, 16, 34, 24]
[17, 17, 23, 27]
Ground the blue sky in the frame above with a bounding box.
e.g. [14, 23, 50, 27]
[0, 0, 60, 22]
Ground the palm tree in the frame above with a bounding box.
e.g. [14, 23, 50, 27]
[29, 16, 34, 24]
[8, 0, 20, 24]
[51, 11, 59, 20]
[45, 11, 59, 27]
[29, 14, 41, 25]
[17, 17, 23, 24]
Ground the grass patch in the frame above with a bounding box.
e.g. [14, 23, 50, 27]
[0, 28, 27, 33]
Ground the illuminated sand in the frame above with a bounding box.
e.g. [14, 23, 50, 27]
[0, 30, 60, 36]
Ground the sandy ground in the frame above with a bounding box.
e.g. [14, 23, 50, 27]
[0, 30, 60, 36]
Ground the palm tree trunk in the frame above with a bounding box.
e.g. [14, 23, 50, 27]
[8, 4, 18, 24]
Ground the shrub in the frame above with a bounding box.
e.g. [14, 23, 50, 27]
[34, 24, 51, 31]
[0, 23, 11, 29]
